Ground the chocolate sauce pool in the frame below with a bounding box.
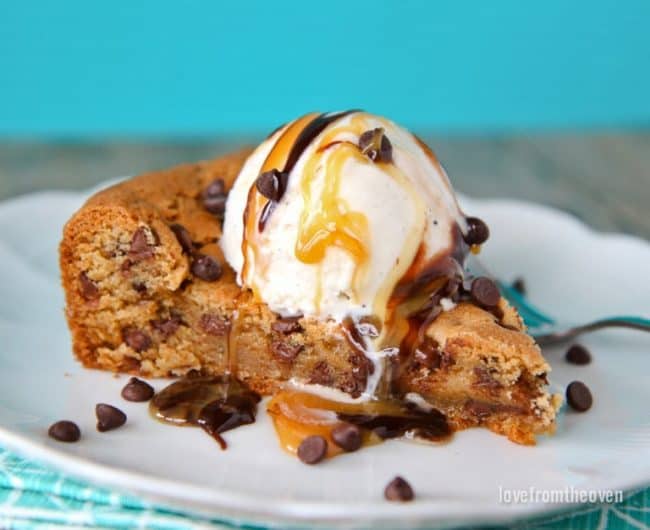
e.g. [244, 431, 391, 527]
[338, 405, 451, 442]
[150, 375, 260, 449]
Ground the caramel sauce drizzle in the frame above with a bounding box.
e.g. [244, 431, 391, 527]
[241, 111, 357, 296]
[295, 113, 424, 316]
[296, 141, 369, 265]
[241, 112, 318, 295]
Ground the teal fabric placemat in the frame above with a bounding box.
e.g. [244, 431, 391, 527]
[1, 446, 648, 529]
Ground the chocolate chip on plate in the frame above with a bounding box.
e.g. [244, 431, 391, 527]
[121, 377, 155, 402]
[566, 381, 593, 412]
[512, 277, 526, 295]
[384, 476, 414, 502]
[191, 254, 222, 282]
[122, 328, 152, 352]
[169, 223, 194, 254]
[255, 169, 283, 201]
[96, 404, 127, 432]
[464, 217, 490, 246]
[297, 435, 328, 464]
[79, 272, 99, 301]
[359, 128, 393, 163]
[331, 423, 362, 452]
[48, 420, 81, 443]
[470, 277, 500, 308]
[565, 344, 592, 365]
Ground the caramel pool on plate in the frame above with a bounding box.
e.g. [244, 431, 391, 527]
[267, 390, 451, 460]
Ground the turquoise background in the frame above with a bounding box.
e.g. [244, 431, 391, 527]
[1, 0, 649, 137]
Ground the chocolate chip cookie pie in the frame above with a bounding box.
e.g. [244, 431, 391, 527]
[60, 111, 560, 456]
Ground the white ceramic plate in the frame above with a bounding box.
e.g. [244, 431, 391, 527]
[0, 184, 649, 529]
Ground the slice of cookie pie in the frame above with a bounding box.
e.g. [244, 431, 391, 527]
[60, 111, 560, 449]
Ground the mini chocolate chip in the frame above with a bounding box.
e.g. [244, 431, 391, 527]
[48, 421, 81, 442]
[384, 476, 414, 502]
[169, 223, 194, 254]
[200, 313, 230, 336]
[308, 361, 334, 386]
[470, 277, 501, 308]
[566, 344, 592, 365]
[130, 227, 148, 251]
[79, 272, 99, 301]
[120, 259, 133, 273]
[271, 316, 303, 334]
[473, 366, 503, 392]
[122, 328, 152, 352]
[121, 377, 155, 402]
[346, 350, 374, 395]
[191, 254, 222, 281]
[464, 399, 493, 419]
[512, 277, 526, 295]
[297, 435, 328, 464]
[128, 227, 155, 260]
[132, 281, 147, 294]
[203, 194, 227, 216]
[272, 340, 303, 362]
[566, 381, 593, 412]
[203, 179, 225, 197]
[331, 423, 362, 452]
[96, 403, 127, 432]
[119, 357, 141, 372]
[464, 217, 490, 246]
[202, 179, 227, 216]
[151, 315, 182, 338]
[255, 169, 283, 201]
[359, 128, 393, 163]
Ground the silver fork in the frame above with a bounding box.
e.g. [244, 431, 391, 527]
[467, 257, 650, 346]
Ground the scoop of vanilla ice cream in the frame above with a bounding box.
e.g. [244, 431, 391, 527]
[221, 111, 466, 322]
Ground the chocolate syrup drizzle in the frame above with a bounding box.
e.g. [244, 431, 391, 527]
[257, 110, 359, 231]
